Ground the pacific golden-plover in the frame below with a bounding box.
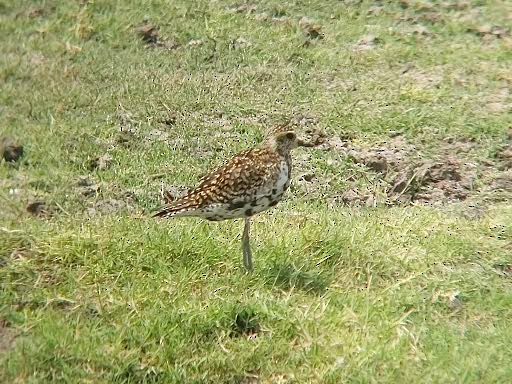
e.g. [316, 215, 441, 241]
[153, 125, 304, 271]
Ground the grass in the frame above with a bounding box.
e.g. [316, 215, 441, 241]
[1, 0, 512, 382]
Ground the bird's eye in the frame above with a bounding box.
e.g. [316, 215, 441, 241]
[286, 132, 295, 140]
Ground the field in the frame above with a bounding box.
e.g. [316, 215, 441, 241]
[1, 0, 512, 382]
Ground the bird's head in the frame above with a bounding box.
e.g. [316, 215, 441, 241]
[265, 125, 304, 154]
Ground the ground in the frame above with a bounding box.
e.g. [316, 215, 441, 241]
[1, 0, 512, 382]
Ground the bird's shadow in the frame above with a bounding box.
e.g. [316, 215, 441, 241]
[262, 262, 330, 294]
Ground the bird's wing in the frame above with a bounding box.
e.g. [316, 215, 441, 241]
[153, 148, 279, 218]
[195, 148, 279, 202]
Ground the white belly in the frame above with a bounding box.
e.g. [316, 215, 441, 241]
[274, 161, 291, 196]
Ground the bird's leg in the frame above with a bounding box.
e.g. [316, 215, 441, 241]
[242, 217, 253, 272]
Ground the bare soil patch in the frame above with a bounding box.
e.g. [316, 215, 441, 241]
[86, 199, 127, 216]
[300, 129, 508, 206]
[0, 320, 16, 357]
[26, 200, 56, 217]
[135, 22, 179, 49]
[469, 25, 510, 40]
[76, 176, 101, 197]
[160, 185, 191, 203]
[1, 137, 24, 163]
[299, 17, 324, 41]
[489, 170, 512, 193]
[87, 153, 113, 171]
[353, 35, 380, 52]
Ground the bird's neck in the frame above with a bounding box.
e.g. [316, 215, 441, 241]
[264, 140, 290, 158]
[277, 148, 292, 169]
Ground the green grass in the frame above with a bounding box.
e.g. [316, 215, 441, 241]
[1, 0, 512, 382]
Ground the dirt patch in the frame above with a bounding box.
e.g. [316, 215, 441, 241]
[469, 25, 510, 40]
[114, 106, 185, 149]
[115, 130, 138, 147]
[226, 3, 258, 14]
[160, 185, 191, 203]
[299, 17, 324, 41]
[347, 138, 413, 174]
[431, 290, 464, 311]
[489, 171, 512, 192]
[401, 65, 443, 89]
[395, 0, 470, 24]
[112, 106, 142, 147]
[87, 153, 113, 171]
[141, 128, 186, 150]
[353, 35, 380, 51]
[253, 12, 269, 21]
[23, 4, 56, 19]
[487, 102, 511, 114]
[295, 172, 318, 195]
[497, 145, 512, 169]
[418, 12, 444, 24]
[231, 4, 292, 23]
[230, 36, 251, 50]
[404, 24, 432, 37]
[26, 6, 45, 18]
[28, 52, 46, 67]
[144, 129, 170, 143]
[0, 320, 16, 356]
[187, 39, 204, 48]
[84, 188, 141, 216]
[493, 262, 512, 278]
[26, 200, 56, 217]
[301, 130, 481, 206]
[302, 131, 413, 173]
[160, 111, 178, 127]
[299, 128, 328, 148]
[300, 126, 354, 150]
[1, 137, 24, 162]
[114, 104, 142, 147]
[290, 114, 319, 129]
[136, 23, 159, 44]
[484, 88, 511, 114]
[441, 137, 477, 154]
[86, 199, 126, 216]
[251, 12, 290, 23]
[135, 22, 179, 49]
[389, 157, 476, 204]
[76, 176, 101, 197]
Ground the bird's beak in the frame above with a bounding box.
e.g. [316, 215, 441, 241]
[297, 138, 312, 147]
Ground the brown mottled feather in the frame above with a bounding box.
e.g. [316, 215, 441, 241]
[153, 148, 281, 218]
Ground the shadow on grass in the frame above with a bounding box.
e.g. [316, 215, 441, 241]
[229, 304, 261, 338]
[263, 262, 330, 294]
[114, 361, 162, 384]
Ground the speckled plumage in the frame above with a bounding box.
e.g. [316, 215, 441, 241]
[154, 128, 297, 221]
[153, 126, 303, 271]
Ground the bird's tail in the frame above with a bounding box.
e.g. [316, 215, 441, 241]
[152, 195, 201, 219]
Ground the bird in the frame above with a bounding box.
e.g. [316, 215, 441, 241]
[153, 124, 304, 272]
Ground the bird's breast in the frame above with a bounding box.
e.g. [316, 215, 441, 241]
[274, 159, 291, 194]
